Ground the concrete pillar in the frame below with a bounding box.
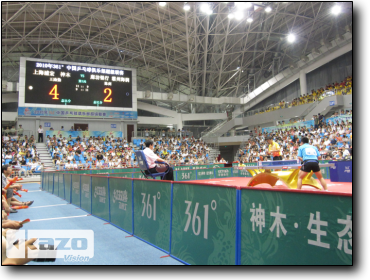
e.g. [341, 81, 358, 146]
[299, 70, 307, 96]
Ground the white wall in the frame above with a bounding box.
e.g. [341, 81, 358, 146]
[182, 113, 227, 121]
[2, 93, 18, 103]
[137, 117, 176, 125]
[2, 112, 17, 121]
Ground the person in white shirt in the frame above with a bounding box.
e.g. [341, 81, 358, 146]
[37, 125, 44, 143]
[65, 160, 73, 169]
[142, 140, 174, 180]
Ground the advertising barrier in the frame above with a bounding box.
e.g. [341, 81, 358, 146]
[113, 172, 133, 178]
[64, 174, 72, 203]
[109, 177, 133, 234]
[133, 180, 172, 253]
[41, 168, 352, 265]
[58, 173, 64, 199]
[240, 188, 352, 265]
[175, 169, 197, 181]
[80, 175, 92, 213]
[196, 169, 215, 180]
[71, 174, 81, 207]
[48, 172, 54, 193]
[91, 176, 110, 221]
[171, 183, 237, 265]
[329, 161, 352, 182]
[53, 172, 59, 195]
[215, 168, 233, 179]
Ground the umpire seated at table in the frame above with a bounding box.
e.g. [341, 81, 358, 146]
[143, 140, 174, 181]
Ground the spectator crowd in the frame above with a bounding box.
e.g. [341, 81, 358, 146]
[47, 133, 212, 170]
[2, 134, 43, 177]
[255, 76, 352, 115]
[237, 115, 352, 164]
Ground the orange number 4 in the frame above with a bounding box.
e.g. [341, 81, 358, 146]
[48, 84, 59, 100]
[104, 88, 112, 102]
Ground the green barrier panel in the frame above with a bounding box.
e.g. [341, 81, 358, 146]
[40, 171, 44, 189]
[90, 169, 111, 175]
[53, 172, 59, 195]
[238, 169, 253, 178]
[71, 174, 81, 207]
[240, 189, 352, 265]
[48, 172, 54, 193]
[113, 168, 135, 173]
[211, 164, 225, 168]
[175, 169, 197, 181]
[91, 176, 110, 221]
[113, 172, 133, 178]
[80, 176, 92, 213]
[109, 178, 133, 233]
[58, 173, 65, 199]
[313, 167, 330, 180]
[171, 183, 237, 265]
[312, 167, 329, 179]
[64, 174, 72, 203]
[41, 171, 45, 190]
[72, 170, 91, 175]
[45, 172, 50, 192]
[215, 168, 232, 178]
[196, 169, 215, 180]
[173, 166, 193, 171]
[133, 172, 147, 179]
[191, 165, 209, 170]
[245, 162, 258, 167]
[43, 172, 47, 191]
[133, 180, 172, 252]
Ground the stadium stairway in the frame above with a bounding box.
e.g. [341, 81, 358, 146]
[36, 143, 55, 172]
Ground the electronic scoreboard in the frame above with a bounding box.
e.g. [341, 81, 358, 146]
[23, 60, 132, 108]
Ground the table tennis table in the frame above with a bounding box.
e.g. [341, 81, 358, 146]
[233, 160, 335, 189]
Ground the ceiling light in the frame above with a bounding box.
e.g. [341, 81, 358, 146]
[235, 2, 252, 10]
[247, 17, 253, 23]
[287, 33, 295, 43]
[159, 2, 166, 7]
[228, 13, 234, 19]
[234, 11, 243, 20]
[200, 3, 210, 13]
[183, 3, 190, 11]
[331, 5, 341, 15]
[205, 9, 213, 15]
[265, 6, 272, 13]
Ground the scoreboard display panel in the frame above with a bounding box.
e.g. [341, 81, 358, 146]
[24, 60, 132, 108]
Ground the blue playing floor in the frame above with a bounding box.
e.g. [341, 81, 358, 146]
[7, 183, 183, 265]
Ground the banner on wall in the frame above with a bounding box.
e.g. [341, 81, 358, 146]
[46, 131, 123, 138]
[326, 115, 352, 124]
[262, 115, 352, 133]
[18, 107, 137, 119]
[262, 120, 314, 134]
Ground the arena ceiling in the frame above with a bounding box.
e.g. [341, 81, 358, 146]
[2, 2, 352, 113]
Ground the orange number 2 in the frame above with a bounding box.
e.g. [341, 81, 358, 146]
[48, 84, 59, 100]
[104, 88, 112, 102]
